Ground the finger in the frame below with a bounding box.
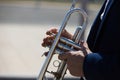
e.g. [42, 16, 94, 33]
[41, 40, 52, 47]
[58, 52, 70, 60]
[41, 36, 55, 47]
[46, 27, 58, 35]
[79, 41, 90, 55]
[79, 40, 84, 45]
[41, 41, 52, 47]
[43, 36, 54, 42]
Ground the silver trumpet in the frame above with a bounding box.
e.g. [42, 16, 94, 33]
[38, 0, 88, 80]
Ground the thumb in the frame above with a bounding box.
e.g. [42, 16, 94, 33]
[58, 52, 70, 60]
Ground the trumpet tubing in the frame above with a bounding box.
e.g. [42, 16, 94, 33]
[38, 0, 88, 80]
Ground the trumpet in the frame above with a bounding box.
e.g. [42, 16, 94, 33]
[38, 0, 88, 80]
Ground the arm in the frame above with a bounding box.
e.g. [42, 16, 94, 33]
[83, 53, 119, 80]
[41, 27, 119, 80]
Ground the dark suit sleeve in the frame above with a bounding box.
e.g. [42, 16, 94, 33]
[83, 1, 120, 80]
[83, 53, 119, 80]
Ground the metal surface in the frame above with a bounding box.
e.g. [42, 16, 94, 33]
[37, 0, 88, 80]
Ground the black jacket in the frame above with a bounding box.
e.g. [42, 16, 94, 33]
[84, 0, 120, 80]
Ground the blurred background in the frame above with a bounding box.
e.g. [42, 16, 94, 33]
[0, 0, 104, 80]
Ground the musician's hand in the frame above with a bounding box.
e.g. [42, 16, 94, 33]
[41, 27, 72, 47]
[58, 50, 85, 77]
[41, 27, 73, 56]
[58, 41, 91, 77]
